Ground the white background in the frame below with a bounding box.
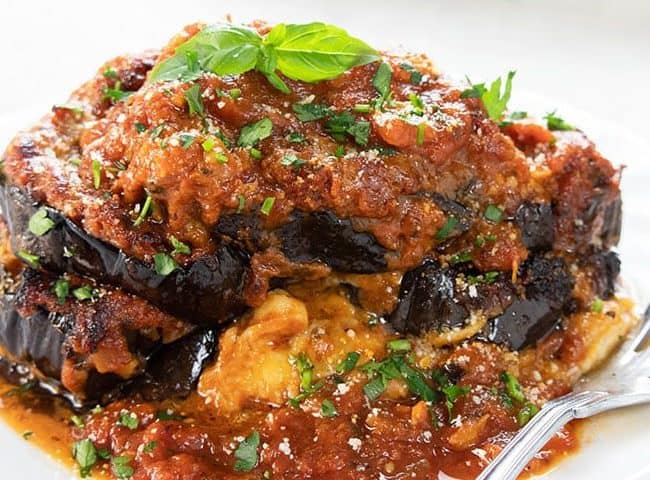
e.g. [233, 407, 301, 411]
[0, 0, 649, 478]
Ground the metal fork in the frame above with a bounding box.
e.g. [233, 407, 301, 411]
[477, 304, 650, 480]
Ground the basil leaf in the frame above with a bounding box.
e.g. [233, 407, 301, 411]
[273, 23, 380, 82]
[238, 118, 273, 147]
[234, 430, 260, 472]
[372, 62, 392, 99]
[184, 84, 205, 118]
[150, 24, 262, 82]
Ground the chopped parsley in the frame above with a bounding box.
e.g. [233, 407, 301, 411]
[233, 430, 260, 472]
[156, 410, 185, 421]
[517, 402, 539, 426]
[184, 84, 205, 118]
[250, 148, 262, 159]
[215, 152, 229, 164]
[260, 196, 276, 216]
[353, 103, 372, 114]
[134, 122, 147, 133]
[150, 124, 165, 139]
[321, 399, 338, 417]
[170, 236, 191, 255]
[400, 63, 423, 85]
[72, 285, 97, 301]
[408, 93, 425, 116]
[289, 353, 324, 407]
[54, 103, 84, 115]
[416, 122, 426, 145]
[449, 250, 472, 265]
[201, 137, 216, 152]
[432, 368, 471, 419]
[292, 103, 331, 121]
[228, 88, 242, 100]
[336, 351, 361, 374]
[28, 208, 55, 236]
[484, 204, 503, 223]
[236, 194, 246, 213]
[102, 82, 132, 103]
[180, 134, 195, 148]
[133, 194, 152, 227]
[111, 456, 134, 479]
[72, 439, 98, 478]
[18, 250, 40, 268]
[461, 71, 515, 122]
[71, 415, 85, 428]
[467, 271, 499, 285]
[325, 112, 370, 146]
[435, 217, 458, 241]
[592, 298, 604, 313]
[544, 111, 574, 131]
[387, 339, 411, 352]
[142, 441, 158, 454]
[22, 431, 33, 440]
[91, 158, 101, 189]
[103, 67, 119, 80]
[238, 118, 273, 148]
[154, 252, 178, 276]
[280, 154, 306, 171]
[117, 411, 139, 430]
[286, 132, 306, 143]
[334, 145, 345, 158]
[501, 371, 526, 403]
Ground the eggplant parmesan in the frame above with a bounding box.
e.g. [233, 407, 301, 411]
[0, 20, 636, 480]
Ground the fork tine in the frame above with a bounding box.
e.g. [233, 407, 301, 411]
[611, 304, 650, 366]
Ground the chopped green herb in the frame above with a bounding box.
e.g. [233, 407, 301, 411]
[236, 194, 246, 213]
[334, 145, 345, 158]
[180, 134, 195, 148]
[22, 431, 33, 440]
[501, 371, 526, 403]
[154, 252, 178, 276]
[215, 152, 229, 164]
[260, 196, 276, 216]
[156, 410, 184, 421]
[400, 63, 423, 85]
[249, 147, 262, 159]
[134, 122, 147, 133]
[111, 456, 134, 479]
[517, 402, 539, 426]
[238, 118, 273, 147]
[2, 381, 35, 397]
[435, 217, 458, 241]
[201, 137, 216, 152]
[416, 122, 425, 145]
[71, 415, 85, 428]
[387, 339, 411, 352]
[54, 103, 84, 115]
[170, 236, 191, 255]
[184, 84, 205, 118]
[592, 298, 604, 313]
[280, 154, 306, 171]
[72, 285, 96, 301]
[367, 314, 379, 327]
[475, 235, 486, 248]
[441, 383, 471, 419]
[91, 158, 101, 189]
[484, 204, 503, 223]
[347, 120, 370, 146]
[102, 82, 132, 103]
[142, 441, 158, 454]
[150, 124, 165, 139]
[510, 111, 528, 120]
[363, 376, 387, 400]
[321, 399, 338, 417]
[462, 71, 515, 122]
[69, 157, 82, 167]
[28, 208, 55, 236]
[289, 353, 324, 406]
[292, 103, 331, 121]
[228, 88, 242, 100]
[90, 405, 104, 415]
[325, 111, 370, 146]
[18, 250, 40, 268]
[353, 103, 372, 113]
[449, 250, 472, 265]
[72, 439, 98, 478]
[103, 67, 119, 80]
[52, 278, 69, 304]
[133, 194, 152, 227]
[372, 62, 392, 102]
[263, 470, 272, 479]
[374, 145, 398, 156]
[233, 430, 260, 472]
[286, 132, 306, 143]
[544, 111, 574, 131]
[408, 93, 425, 115]
[336, 351, 361, 374]
[118, 411, 139, 430]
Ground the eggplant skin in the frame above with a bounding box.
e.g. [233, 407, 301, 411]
[216, 210, 389, 274]
[485, 256, 574, 350]
[389, 260, 469, 335]
[0, 183, 249, 325]
[516, 202, 555, 251]
[130, 328, 216, 401]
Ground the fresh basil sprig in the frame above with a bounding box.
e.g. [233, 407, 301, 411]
[149, 22, 380, 92]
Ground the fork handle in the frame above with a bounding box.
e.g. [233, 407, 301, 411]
[476, 390, 608, 480]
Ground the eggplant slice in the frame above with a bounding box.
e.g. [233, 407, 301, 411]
[0, 269, 217, 408]
[0, 183, 249, 325]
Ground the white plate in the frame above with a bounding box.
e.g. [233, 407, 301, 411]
[0, 1, 648, 478]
